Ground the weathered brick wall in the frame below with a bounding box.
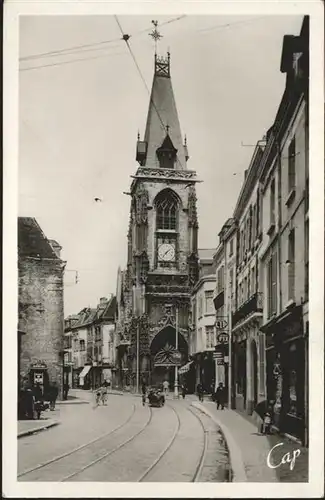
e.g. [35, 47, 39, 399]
[19, 257, 65, 399]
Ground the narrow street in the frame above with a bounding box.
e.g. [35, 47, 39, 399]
[18, 394, 230, 482]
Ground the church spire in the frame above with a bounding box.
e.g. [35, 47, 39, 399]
[136, 49, 188, 169]
[135, 20, 189, 169]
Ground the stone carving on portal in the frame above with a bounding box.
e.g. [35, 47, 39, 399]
[135, 167, 197, 180]
[134, 186, 149, 225]
[187, 186, 198, 228]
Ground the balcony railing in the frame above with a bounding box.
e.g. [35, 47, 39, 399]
[232, 292, 263, 328]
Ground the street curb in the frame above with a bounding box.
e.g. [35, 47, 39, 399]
[18, 421, 60, 438]
[56, 400, 89, 405]
[191, 402, 247, 483]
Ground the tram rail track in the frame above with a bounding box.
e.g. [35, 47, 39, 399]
[187, 405, 209, 482]
[18, 403, 138, 480]
[19, 399, 217, 483]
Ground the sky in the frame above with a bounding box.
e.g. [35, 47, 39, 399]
[18, 14, 304, 316]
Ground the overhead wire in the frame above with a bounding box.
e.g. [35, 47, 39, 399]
[19, 15, 187, 62]
[114, 15, 184, 171]
[19, 49, 128, 72]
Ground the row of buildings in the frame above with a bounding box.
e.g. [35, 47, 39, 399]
[63, 296, 116, 389]
[189, 17, 309, 445]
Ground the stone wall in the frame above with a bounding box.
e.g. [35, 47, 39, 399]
[19, 257, 65, 399]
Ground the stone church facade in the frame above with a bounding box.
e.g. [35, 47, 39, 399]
[115, 53, 200, 388]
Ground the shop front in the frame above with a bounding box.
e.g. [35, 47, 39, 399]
[262, 305, 307, 444]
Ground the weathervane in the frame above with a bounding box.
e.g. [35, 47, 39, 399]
[149, 20, 163, 53]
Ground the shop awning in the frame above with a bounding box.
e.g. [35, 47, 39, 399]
[79, 365, 91, 380]
[178, 361, 193, 375]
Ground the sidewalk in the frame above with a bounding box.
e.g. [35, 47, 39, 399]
[18, 418, 60, 438]
[192, 401, 308, 483]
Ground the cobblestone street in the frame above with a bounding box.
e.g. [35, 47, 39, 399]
[18, 393, 230, 482]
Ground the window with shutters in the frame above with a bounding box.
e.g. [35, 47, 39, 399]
[250, 266, 256, 295]
[216, 266, 224, 294]
[198, 294, 203, 319]
[205, 291, 214, 314]
[205, 326, 215, 349]
[288, 230, 295, 301]
[229, 238, 234, 257]
[270, 179, 275, 225]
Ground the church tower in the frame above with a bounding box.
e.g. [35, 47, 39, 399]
[117, 50, 200, 388]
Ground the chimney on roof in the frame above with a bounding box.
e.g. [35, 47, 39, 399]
[49, 239, 62, 258]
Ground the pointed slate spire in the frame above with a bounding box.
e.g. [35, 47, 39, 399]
[137, 52, 187, 170]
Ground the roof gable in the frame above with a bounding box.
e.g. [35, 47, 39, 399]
[18, 217, 59, 259]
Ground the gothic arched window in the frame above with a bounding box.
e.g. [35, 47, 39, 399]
[155, 189, 179, 230]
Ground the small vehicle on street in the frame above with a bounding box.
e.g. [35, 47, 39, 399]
[147, 388, 165, 407]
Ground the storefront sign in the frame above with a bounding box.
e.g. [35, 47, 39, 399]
[217, 332, 229, 344]
[213, 352, 223, 359]
[34, 372, 44, 385]
[215, 318, 228, 330]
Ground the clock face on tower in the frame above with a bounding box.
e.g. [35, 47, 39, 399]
[158, 242, 175, 262]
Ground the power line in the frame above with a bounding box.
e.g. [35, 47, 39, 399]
[198, 15, 269, 33]
[19, 49, 127, 72]
[114, 16, 184, 171]
[19, 15, 187, 62]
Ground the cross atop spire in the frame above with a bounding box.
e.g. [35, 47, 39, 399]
[149, 20, 163, 54]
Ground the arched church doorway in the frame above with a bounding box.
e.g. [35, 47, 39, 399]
[150, 325, 188, 388]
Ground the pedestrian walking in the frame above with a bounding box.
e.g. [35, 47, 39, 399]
[215, 382, 226, 409]
[181, 383, 186, 399]
[210, 381, 216, 402]
[141, 381, 147, 406]
[49, 382, 59, 411]
[93, 385, 101, 408]
[63, 382, 70, 400]
[197, 383, 204, 402]
[101, 384, 108, 405]
[162, 379, 169, 396]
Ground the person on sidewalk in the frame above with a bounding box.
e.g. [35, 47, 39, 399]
[210, 380, 216, 402]
[141, 380, 147, 406]
[63, 382, 70, 400]
[215, 382, 226, 409]
[100, 383, 108, 405]
[181, 383, 186, 399]
[49, 382, 59, 411]
[197, 382, 204, 402]
[162, 379, 169, 396]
